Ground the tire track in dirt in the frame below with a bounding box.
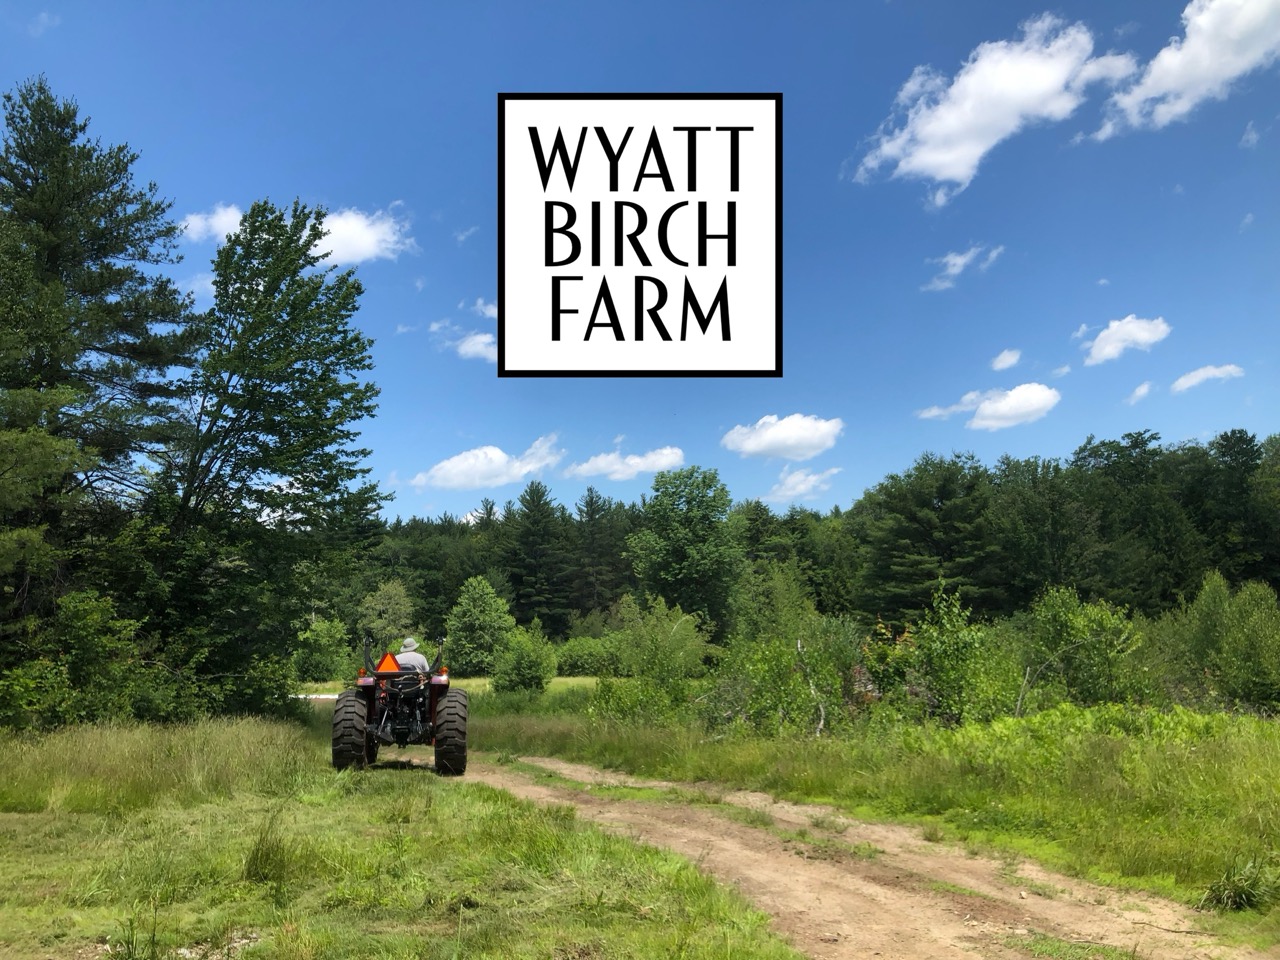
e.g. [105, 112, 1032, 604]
[463, 756, 1265, 960]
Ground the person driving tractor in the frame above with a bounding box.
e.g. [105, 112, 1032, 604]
[396, 636, 430, 673]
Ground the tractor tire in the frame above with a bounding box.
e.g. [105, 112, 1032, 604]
[433, 688, 468, 776]
[332, 689, 375, 770]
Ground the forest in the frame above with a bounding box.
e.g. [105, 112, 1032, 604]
[3, 74, 1280, 731]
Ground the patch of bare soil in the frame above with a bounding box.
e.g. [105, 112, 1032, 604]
[461, 756, 1265, 960]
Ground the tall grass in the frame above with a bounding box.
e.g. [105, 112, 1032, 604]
[0, 709, 803, 960]
[474, 698, 1280, 910]
[0, 716, 326, 813]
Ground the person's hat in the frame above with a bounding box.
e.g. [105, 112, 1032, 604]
[400, 637, 418, 652]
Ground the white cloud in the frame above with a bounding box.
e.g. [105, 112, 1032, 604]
[922, 244, 989, 291]
[1241, 120, 1260, 147]
[28, 12, 60, 36]
[456, 332, 497, 363]
[429, 320, 496, 362]
[395, 323, 419, 335]
[1083, 314, 1171, 364]
[181, 203, 244, 242]
[992, 348, 1021, 371]
[1126, 381, 1152, 404]
[766, 466, 842, 503]
[455, 225, 479, 244]
[980, 245, 1005, 270]
[414, 278, 426, 292]
[918, 383, 1061, 430]
[565, 446, 684, 481]
[1071, 323, 1091, 340]
[721, 413, 844, 461]
[1053, 365, 1072, 377]
[854, 15, 1135, 205]
[1240, 212, 1255, 231]
[1171, 364, 1244, 392]
[413, 435, 564, 490]
[1097, 277, 1111, 286]
[319, 206, 417, 264]
[471, 297, 498, 320]
[1101, 0, 1280, 138]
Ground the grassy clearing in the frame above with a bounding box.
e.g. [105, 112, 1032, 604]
[0, 710, 801, 960]
[472, 694, 1280, 943]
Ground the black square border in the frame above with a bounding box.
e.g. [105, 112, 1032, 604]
[497, 92, 783, 378]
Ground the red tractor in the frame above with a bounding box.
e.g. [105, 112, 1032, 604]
[331, 636, 468, 774]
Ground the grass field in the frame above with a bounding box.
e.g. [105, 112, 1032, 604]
[0, 707, 799, 960]
[470, 689, 1280, 946]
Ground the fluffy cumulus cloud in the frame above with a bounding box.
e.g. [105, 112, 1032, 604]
[455, 332, 497, 363]
[431, 320, 497, 363]
[991, 348, 1021, 370]
[471, 298, 498, 319]
[319, 206, 417, 264]
[721, 413, 844, 461]
[1100, 0, 1280, 139]
[766, 466, 842, 503]
[181, 203, 244, 242]
[181, 202, 416, 265]
[1171, 364, 1244, 392]
[565, 446, 684, 481]
[854, 15, 1135, 205]
[1083, 314, 1171, 365]
[412, 435, 563, 490]
[918, 383, 1061, 430]
[1127, 381, 1152, 404]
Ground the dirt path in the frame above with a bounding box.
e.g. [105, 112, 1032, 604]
[461, 755, 1263, 960]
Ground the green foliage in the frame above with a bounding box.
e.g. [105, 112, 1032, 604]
[555, 633, 620, 677]
[848, 452, 1003, 625]
[708, 560, 852, 736]
[446, 575, 517, 677]
[1026, 587, 1142, 706]
[588, 676, 686, 726]
[626, 467, 743, 636]
[292, 616, 350, 683]
[356, 579, 415, 650]
[505, 480, 573, 635]
[0, 76, 190, 473]
[1143, 572, 1280, 710]
[159, 198, 382, 528]
[912, 586, 984, 723]
[1199, 854, 1280, 912]
[491, 625, 557, 694]
[608, 593, 713, 687]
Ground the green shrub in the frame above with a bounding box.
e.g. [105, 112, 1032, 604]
[554, 633, 619, 677]
[491, 626, 557, 694]
[292, 616, 350, 682]
[588, 676, 686, 725]
[445, 575, 516, 677]
[1026, 587, 1143, 706]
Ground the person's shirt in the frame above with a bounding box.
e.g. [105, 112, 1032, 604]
[397, 650, 431, 672]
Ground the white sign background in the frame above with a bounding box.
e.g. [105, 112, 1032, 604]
[499, 94, 781, 376]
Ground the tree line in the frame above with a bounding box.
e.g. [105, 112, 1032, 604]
[3, 76, 1278, 727]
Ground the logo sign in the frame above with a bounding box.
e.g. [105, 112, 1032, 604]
[498, 93, 782, 377]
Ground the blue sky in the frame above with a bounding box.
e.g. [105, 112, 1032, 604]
[3, 1, 1277, 520]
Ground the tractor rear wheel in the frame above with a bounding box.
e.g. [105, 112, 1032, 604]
[332, 689, 375, 770]
[433, 688, 468, 775]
